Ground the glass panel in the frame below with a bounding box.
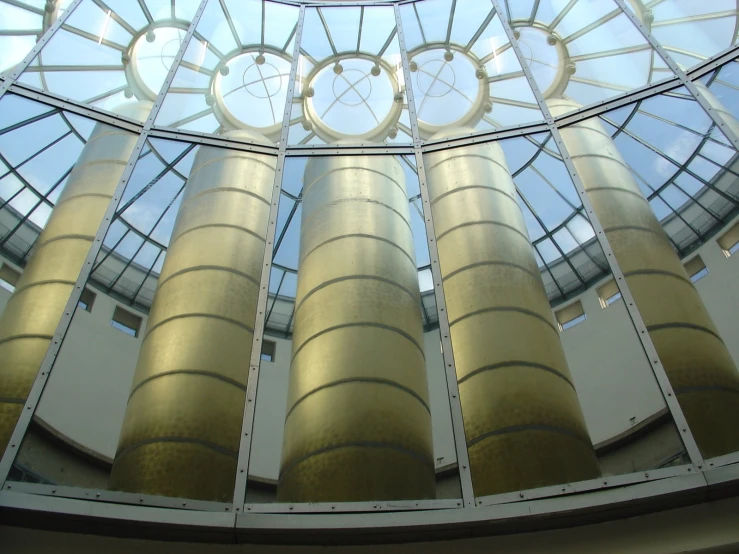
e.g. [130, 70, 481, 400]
[423, 133, 689, 500]
[399, 0, 545, 140]
[16, 0, 201, 122]
[578, 86, 739, 462]
[155, 0, 299, 141]
[0, 0, 50, 75]
[508, 0, 673, 116]
[5, 136, 276, 507]
[245, 154, 462, 505]
[287, 6, 412, 146]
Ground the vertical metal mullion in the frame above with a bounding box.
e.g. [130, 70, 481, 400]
[613, 0, 739, 150]
[0, 0, 211, 486]
[394, 2, 475, 508]
[0, 0, 83, 100]
[232, 4, 306, 511]
[490, 0, 705, 468]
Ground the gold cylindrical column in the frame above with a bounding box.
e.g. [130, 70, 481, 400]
[425, 132, 599, 496]
[109, 131, 275, 501]
[0, 101, 150, 453]
[548, 97, 739, 458]
[277, 155, 435, 502]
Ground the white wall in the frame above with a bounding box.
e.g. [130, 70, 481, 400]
[1, 214, 738, 480]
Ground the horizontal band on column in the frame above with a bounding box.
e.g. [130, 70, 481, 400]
[436, 220, 529, 243]
[188, 154, 276, 180]
[425, 153, 509, 176]
[603, 224, 666, 237]
[70, 158, 128, 170]
[157, 265, 261, 290]
[300, 233, 416, 268]
[0, 397, 26, 404]
[285, 377, 431, 422]
[443, 260, 539, 282]
[622, 268, 692, 285]
[279, 441, 434, 481]
[172, 223, 267, 246]
[430, 184, 517, 207]
[448, 306, 558, 335]
[295, 275, 419, 315]
[114, 436, 239, 462]
[457, 360, 574, 390]
[292, 322, 425, 362]
[304, 166, 406, 198]
[302, 197, 411, 230]
[182, 186, 271, 207]
[143, 313, 254, 344]
[54, 192, 113, 208]
[674, 384, 739, 396]
[570, 153, 632, 173]
[0, 333, 53, 346]
[10, 278, 77, 297]
[37, 233, 95, 248]
[560, 123, 612, 142]
[127, 369, 247, 402]
[467, 424, 592, 448]
[647, 322, 724, 342]
[586, 186, 650, 204]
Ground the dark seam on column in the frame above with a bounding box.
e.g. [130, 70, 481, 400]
[457, 360, 575, 390]
[430, 184, 518, 206]
[143, 313, 254, 344]
[647, 322, 724, 342]
[300, 233, 416, 267]
[127, 370, 247, 402]
[9, 279, 77, 296]
[157, 265, 261, 289]
[467, 424, 592, 448]
[115, 436, 239, 461]
[301, 197, 412, 230]
[436, 220, 530, 243]
[448, 306, 558, 334]
[442, 260, 540, 282]
[171, 223, 267, 245]
[0, 333, 54, 345]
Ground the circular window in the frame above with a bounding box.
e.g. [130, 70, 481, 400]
[128, 27, 185, 100]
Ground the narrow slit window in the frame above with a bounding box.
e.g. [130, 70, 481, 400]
[597, 279, 622, 308]
[111, 306, 142, 337]
[261, 339, 277, 362]
[77, 288, 96, 312]
[556, 300, 586, 331]
[718, 222, 739, 257]
[684, 255, 709, 283]
[0, 263, 21, 293]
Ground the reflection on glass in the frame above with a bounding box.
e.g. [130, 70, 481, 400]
[245, 155, 462, 504]
[0, 95, 145, 456]
[550, 90, 739, 459]
[287, 6, 410, 145]
[400, 0, 544, 139]
[156, 0, 300, 139]
[0, 0, 56, 75]
[15, 0, 200, 121]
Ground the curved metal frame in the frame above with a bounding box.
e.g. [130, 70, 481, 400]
[0, 0, 739, 541]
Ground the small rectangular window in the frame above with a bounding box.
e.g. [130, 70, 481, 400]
[261, 339, 277, 362]
[77, 288, 96, 312]
[597, 279, 622, 309]
[111, 306, 142, 337]
[718, 222, 739, 257]
[555, 300, 586, 331]
[684, 255, 709, 283]
[0, 263, 21, 293]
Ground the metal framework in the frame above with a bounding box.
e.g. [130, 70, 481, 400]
[0, 0, 739, 538]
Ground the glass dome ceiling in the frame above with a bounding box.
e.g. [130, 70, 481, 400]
[0, 0, 738, 336]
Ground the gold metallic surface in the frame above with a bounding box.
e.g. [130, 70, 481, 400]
[549, 97, 739, 458]
[0, 102, 149, 453]
[425, 135, 599, 496]
[110, 131, 274, 502]
[277, 155, 435, 502]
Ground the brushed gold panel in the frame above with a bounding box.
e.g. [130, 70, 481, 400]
[459, 367, 591, 444]
[281, 383, 433, 467]
[131, 318, 253, 387]
[467, 429, 600, 496]
[277, 446, 435, 503]
[425, 138, 598, 494]
[279, 155, 434, 502]
[109, 442, 237, 502]
[549, 96, 739, 458]
[0, 109, 144, 452]
[676, 389, 739, 458]
[116, 374, 245, 453]
[288, 326, 428, 409]
[112, 139, 273, 499]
